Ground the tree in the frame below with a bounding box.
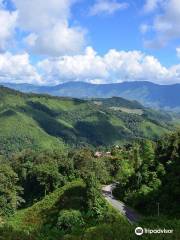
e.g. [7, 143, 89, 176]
[57, 210, 84, 232]
[131, 143, 142, 170]
[92, 158, 110, 183]
[155, 132, 180, 216]
[72, 148, 94, 177]
[10, 149, 75, 204]
[140, 140, 155, 165]
[0, 164, 23, 215]
[84, 172, 107, 219]
[32, 163, 63, 196]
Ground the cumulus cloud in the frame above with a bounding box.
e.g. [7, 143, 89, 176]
[89, 0, 129, 16]
[0, 52, 41, 84]
[12, 0, 86, 56]
[1, 47, 180, 85]
[37, 47, 180, 85]
[0, 8, 17, 50]
[23, 22, 86, 56]
[142, 0, 180, 48]
[0, 0, 180, 86]
[37, 47, 109, 85]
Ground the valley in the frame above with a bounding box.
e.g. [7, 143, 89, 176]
[0, 87, 179, 240]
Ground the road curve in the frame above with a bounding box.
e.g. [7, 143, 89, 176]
[102, 184, 141, 224]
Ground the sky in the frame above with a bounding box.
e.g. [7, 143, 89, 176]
[1, 0, 180, 85]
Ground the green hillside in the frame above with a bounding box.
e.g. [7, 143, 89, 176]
[7, 180, 87, 232]
[4, 180, 133, 240]
[0, 86, 174, 154]
[4, 180, 180, 240]
[0, 123, 179, 239]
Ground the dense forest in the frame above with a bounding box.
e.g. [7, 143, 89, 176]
[0, 133, 180, 239]
[0, 87, 180, 239]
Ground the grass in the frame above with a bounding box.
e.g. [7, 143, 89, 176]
[140, 121, 169, 139]
[0, 110, 63, 154]
[31, 96, 86, 112]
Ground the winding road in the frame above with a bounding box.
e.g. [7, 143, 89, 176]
[102, 184, 140, 224]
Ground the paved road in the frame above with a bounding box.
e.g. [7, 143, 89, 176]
[102, 184, 140, 224]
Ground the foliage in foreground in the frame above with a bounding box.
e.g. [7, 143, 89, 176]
[0, 128, 179, 239]
[113, 133, 180, 217]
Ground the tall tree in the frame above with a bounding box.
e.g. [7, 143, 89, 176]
[0, 164, 23, 215]
[84, 172, 107, 219]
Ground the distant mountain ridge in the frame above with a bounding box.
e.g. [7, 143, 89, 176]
[2, 81, 180, 110]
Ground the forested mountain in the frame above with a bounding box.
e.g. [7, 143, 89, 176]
[3, 81, 180, 110]
[0, 86, 180, 239]
[0, 86, 174, 155]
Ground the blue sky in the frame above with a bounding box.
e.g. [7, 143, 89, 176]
[0, 0, 180, 85]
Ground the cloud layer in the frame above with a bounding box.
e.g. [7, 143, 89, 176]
[0, 46, 180, 85]
[37, 47, 180, 85]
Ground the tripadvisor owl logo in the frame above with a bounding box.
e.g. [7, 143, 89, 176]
[135, 227, 174, 236]
[135, 227, 144, 236]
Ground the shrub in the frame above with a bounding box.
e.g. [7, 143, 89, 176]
[57, 210, 84, 232]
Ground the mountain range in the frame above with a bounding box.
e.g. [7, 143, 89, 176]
[2, 81, 180, 111]
[0, 86, 175, 155]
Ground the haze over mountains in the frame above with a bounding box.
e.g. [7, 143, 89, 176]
[2, 81, 180, 111]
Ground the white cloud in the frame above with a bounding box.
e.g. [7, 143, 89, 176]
[169, 64, 180, 80]
[12, 0, 86, 56]
[143, 0, 162, 13]
[176, 47, 180, 58]
[104, 49, 169, 82]
[0, 52, 41, 84]
[24, 22, 86, 56]
[38, 47, 109, 85]
[89, 0, 129, 16]
[37, 47, 180, 85]
[142, 0, 180, 48]
[0, 9, 17, 50]
[1, 47, 180, 85]
[0, 0, 179, 86]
